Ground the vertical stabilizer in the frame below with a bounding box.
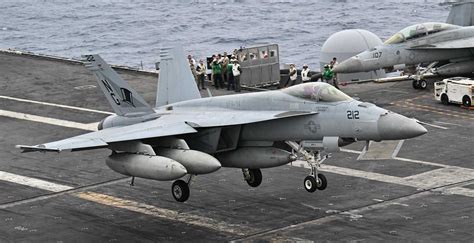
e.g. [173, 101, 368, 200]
[83, 55, 154, 116]
[156, 46, 201, 107]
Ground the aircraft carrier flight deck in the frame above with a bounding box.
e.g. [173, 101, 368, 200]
[0, 51, 473, 242]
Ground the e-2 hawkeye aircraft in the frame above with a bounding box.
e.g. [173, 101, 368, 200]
[17, 46, 427, 202]
[333, 22, 474, 89]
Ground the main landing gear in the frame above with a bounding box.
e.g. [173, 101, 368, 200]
[171, 175, 194, 202]
[242, 168, 262, 187]
[286, 141, 328, 193]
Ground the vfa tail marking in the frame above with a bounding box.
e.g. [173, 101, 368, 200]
[83, 55, 154, 116]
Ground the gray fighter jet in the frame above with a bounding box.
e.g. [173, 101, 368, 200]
[333, 22, 474, 89]
[17, 46, 427, 202]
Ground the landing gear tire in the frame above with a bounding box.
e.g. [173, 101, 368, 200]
[412, 80, 420, 89]
[304, 176, 317, 192]
[419, 79, 427, 90]
[171, 180, 190, 202]
[245, 169, 262, 187]
[441, 94, 449, 105]
[304, 174, 327, 192]
[462, 96, 472, 107]
[316, 173, 327, 190]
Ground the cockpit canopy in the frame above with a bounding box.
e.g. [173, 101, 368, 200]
[282, 82, 352, 102]
[384, 22, 460, 44]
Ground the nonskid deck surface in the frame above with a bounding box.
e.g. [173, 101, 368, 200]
[0, 53, 473, 242]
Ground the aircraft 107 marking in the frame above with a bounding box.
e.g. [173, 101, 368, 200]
[333, 22, 474, 90]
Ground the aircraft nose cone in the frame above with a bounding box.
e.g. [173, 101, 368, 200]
[332, 57, 363, 73]
[377, 113, 427, 140]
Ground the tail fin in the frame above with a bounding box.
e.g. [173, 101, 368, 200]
[83, 55, 154, 117]
[156, 46, 201, 107]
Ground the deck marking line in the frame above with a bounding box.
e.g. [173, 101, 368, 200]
[341, 147, 450, 168]
[75, 191, 251, 236]
[0, 177, 130, 209]
[237, 191, 433, 241]
[391, 140, 404, 158]
[418, 121, 449, 130]
[0, 171, 73, 192]
[0, 95, 113, 115]
[0, 170, 251, 235]
[340, 148, 362, 154]
[0, 109, 97, 131]
[433, 121, 464, 127]
[291, 161, 407, 186]
[393, 157, 450, 168]
[441, 187, 474, 198]
[403, 167, 474, 189]
[290, 162, 474, 198]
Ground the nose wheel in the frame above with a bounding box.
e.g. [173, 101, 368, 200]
[304, 174, 327, 192]
[412, 79, 427, 90]
[412, 61, 437, 90]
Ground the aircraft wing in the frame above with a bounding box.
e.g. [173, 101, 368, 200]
[410, 37, 474, 49]
[17, 110, 316, 153]
[17, 116, 198, 152]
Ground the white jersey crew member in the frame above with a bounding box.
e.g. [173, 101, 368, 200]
[232, 59, 242, 92]
[288, 64, 297, 86]
[301, 64, 310, 82]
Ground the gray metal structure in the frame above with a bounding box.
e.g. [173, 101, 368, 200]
[237, 44, 280, 87]
[333, 22, 474, 89]
[320, 29, 386, 81]
[16, 46, 427, 202]
[445, 1, 474, 26]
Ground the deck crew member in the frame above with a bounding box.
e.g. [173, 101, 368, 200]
[288, 63, 297, 86]
[301, 64, 311, 82]
[187, 54, 196, 66]
[222, 52, 230, 85]
[232, 58, 242, 92]
[329, 57, 338, 68]
[211, 56, 223, 89]
[196, 59, 207, 90]
[322, 65, 339, 89]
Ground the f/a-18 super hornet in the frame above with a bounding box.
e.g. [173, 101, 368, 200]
[333, 22, 474, 89]
[17, 46, 427, 202]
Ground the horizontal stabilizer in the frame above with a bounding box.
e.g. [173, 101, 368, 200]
[16, 145, 60, 153]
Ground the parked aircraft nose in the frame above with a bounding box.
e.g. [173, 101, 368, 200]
[332, 57, 363, 73]
[377, 113, 427, 140]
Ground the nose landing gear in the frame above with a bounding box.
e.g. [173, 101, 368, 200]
[301, 150, 328, 192]
[286, 141, 329, 193]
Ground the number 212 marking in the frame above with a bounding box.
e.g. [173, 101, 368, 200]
[347, 110, 360, 119]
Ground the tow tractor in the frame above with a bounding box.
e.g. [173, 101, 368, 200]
[434, 77, 474, 107]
